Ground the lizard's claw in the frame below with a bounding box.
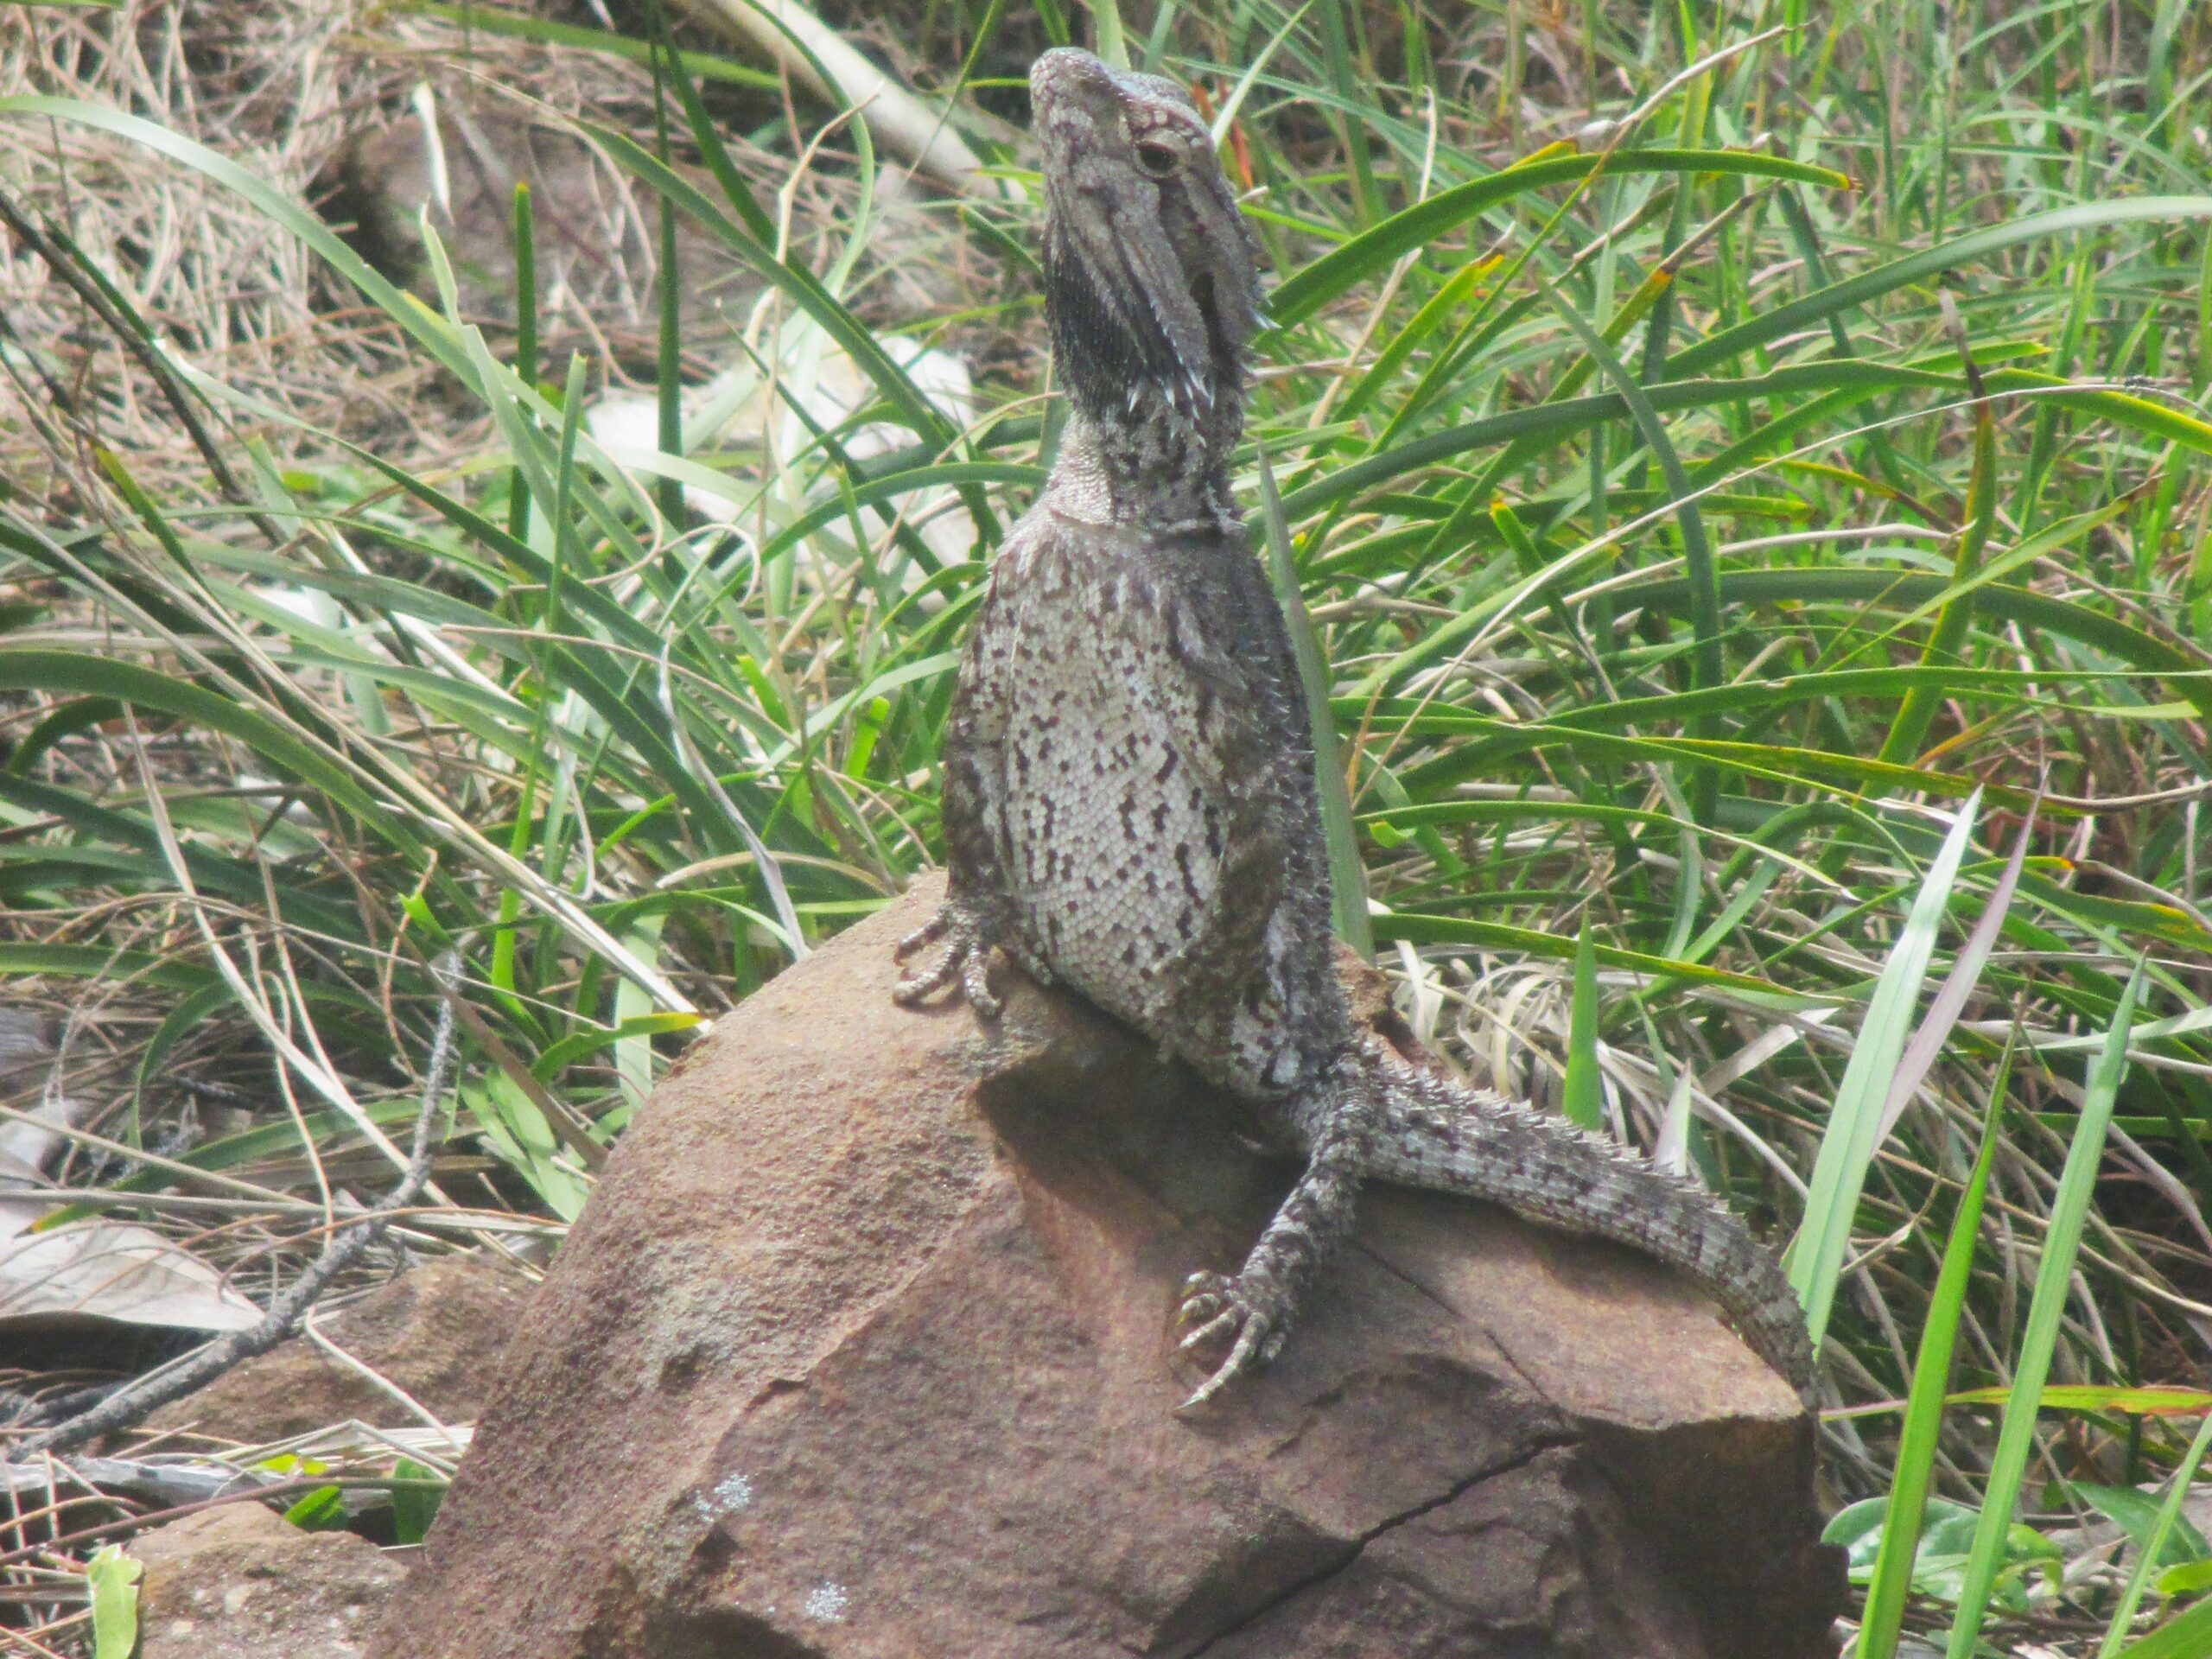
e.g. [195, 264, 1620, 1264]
[957, 944, 1004, 1020]
[1173, 1269, 1287, 1412]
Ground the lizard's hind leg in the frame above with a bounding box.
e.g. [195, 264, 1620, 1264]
[1175, 1046, 1376, 1410]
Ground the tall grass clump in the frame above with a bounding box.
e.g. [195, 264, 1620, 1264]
[3, 0, 2212, 1650]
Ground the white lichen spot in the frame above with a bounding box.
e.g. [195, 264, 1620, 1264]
[714, 1472, 754, 1513]
[803, 1582, 849, 1623]
[691, 1471, 753, 1522]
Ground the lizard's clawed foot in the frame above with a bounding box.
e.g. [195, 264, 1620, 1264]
[893, 902, 1027, 1020]
[893, 904, 1002, 1018]
[1173, 1269, 1288, 1412]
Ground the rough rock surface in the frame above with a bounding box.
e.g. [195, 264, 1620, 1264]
[134, 1503, 404, 1659]
[373, 878, 1841, 1659]
[140, 1254, 535, 1444]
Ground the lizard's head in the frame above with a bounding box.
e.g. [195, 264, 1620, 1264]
[1028, 48, 1264, 431]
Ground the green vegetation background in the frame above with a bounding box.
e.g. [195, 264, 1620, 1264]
[4, 0, 2212, 1651]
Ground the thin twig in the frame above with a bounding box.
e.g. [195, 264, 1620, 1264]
[9, 954, 463, 1459]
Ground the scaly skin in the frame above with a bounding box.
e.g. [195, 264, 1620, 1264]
[894, 47, 1816, 1411]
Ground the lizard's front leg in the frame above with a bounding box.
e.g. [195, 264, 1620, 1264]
[1175, 1048, 1375, 1409]
[893, 895, 1028, 1020]
[892, 829, 1048, 1023]
[893, 583, 1045, 1020]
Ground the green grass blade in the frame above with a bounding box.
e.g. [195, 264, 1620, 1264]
[0, 97, 471, 376]
[1374, 912, 1791, 995]
[1878, 298, 1996, 766]
[1858, 1082, 2006, 1659]
[1945, 960, 2145, 1657]
[1878, 796, 2040, 1140]
[1530, 266, 1719, 817]
[1338, 257, 1491, 422]
[1293, 359, 2212, 531]
[400, 2, 779, 88]
[648, 15, 684, 529]
[1787, 790, 1982, 1351]
[1669, 199, 2212, 380]
[506, 181, 537, 545]
[1606, 569, 2212, 724]
[1561, 917, 1604, 1131]
[1267, 149, 1850, 327]
[1087, 0, 1128, 67]
[2112, 1594, 2212, 1659]
[1258, 448, 1370, 957]
[0, 648, 396, 836]
[2100, 1411, 2212, 1657]
[1313, 0, 1379, 227]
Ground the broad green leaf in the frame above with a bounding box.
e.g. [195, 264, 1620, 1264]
[391, 1458, 447, 1546]
[87, 1545, 141, 1659]
[283, 1485, 348, 1530]
[465, 1073, 591, 1222]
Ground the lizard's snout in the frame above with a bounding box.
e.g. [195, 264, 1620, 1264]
[1029, 47, 1114, 114]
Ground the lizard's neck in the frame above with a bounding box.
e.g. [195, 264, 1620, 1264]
[1043, 389, 1243, 530]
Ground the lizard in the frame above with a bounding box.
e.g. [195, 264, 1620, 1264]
[893, 45, 1817, 1412]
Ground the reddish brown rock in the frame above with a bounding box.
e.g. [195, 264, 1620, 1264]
[133, 1503, 404, 1659]
[372, 877, 1840, 1658]
[140, 1254, 535, 1445]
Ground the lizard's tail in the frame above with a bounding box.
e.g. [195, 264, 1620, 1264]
[1355, 1039, 1817, 1408]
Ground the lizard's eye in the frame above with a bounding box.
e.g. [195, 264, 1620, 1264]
[1135, 141, 1178, 179]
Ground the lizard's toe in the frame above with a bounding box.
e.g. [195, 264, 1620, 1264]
[960, 947, 1004, 1020]
[1176, 1270, 1235, 1327]
[892, 939, 964, 1006]
[1173, 1271, 1281, 1411]
[1177, 1309, 1243, 1358]
[893, 912, 949, 963]
[1007, 940, 1055, 987]
[1177, 1313, 1275, 1413]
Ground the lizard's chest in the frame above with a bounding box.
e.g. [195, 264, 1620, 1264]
[996, 552, 1226, 1027]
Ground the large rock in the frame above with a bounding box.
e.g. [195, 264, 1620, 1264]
[373, 878, 1840, 1658]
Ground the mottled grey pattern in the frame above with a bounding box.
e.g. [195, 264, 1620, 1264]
[895, 48, 1815, 1410]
